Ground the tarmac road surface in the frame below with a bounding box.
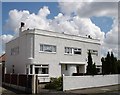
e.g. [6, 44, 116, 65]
[1, 85, 120, 95]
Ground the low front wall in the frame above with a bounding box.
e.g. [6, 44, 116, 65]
[63, 74, 120, 91]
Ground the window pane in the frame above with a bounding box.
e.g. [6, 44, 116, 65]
[74, 51, 81, 54]
[74, 48, 81, 55]
[42, 68, 48, 74]
[44, 45, 52, 52]
[65, 47, 72, 54]
[40, 44, 56, 53]
[69, 48, 72, 54]
[40, 44, 43, 51]
[11, 47, 19, 55]
[52, 46, 56, 52]
[34, 65, 49, 74]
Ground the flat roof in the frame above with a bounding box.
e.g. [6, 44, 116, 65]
[7, 28, 101, 45]
[22, 28, 101, 45]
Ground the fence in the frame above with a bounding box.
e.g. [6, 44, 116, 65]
[63, 74, 120, 91]
[3, 74, 38, 94]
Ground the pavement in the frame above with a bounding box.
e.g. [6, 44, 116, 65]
[0, 85, 120, 95]
[67, 85, 120, 95]
[1, 85, 25, 95]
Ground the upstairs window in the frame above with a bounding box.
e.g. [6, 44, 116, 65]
[74, 48, 81, 55]
[65, 47, 72, 54]
[40, 44, 56, 53]
[65, 47, 81, 55]
[11, 47, 19, 55]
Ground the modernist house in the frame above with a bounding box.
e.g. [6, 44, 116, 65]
[6, 26, 101, 82]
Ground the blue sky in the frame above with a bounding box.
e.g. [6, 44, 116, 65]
[91, 16, 113, 32]
[2, 2, 113, 35]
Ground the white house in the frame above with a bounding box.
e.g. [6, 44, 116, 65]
[6, 26, 101, 82]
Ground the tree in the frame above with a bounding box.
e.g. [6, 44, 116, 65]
[86, 50, 93, 75]
[101, 57, 105, 74]
[92, 63, 97, 75]
[116, 60, 120, 74]
[86, 50, 97, 75]
[105, 52, 111, 74]
[110, 52, 117, 74]
[101, 52, 118, 74]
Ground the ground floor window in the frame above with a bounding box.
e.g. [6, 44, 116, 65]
[35, 67, 48, 74]
[27, 64, 49, 75]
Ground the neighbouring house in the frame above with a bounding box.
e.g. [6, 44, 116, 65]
[5, 24, 102, 82]
[0, 53, 6, 81]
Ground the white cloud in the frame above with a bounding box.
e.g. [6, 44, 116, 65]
[77, 2, 118, 18]
[38, 6, 50, 18]
[58, 2, 83, 15]
[4, 6, 51, 33]
[59, 2, 118, 18]
[0, 34, 13, 55]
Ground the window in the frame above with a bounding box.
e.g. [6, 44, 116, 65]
[65, 47, 72, 54]
[34, 65, 49, 74]
[87, 49, 98, 56]
[40, 44, 56, 53]
[11, 47, 19, 55]
[65, 47, 81, 55]
[74, 48, 81, 55]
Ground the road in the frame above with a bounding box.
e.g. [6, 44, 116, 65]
[0, 85, 120, 95]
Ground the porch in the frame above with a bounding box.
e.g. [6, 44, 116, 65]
[60, 62, 86, 76]
[26, 64, 50, 83]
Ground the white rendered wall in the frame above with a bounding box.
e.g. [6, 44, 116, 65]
[63, 74, 120, 91]
[33, 29, 101, 77]
[5, 34, 34, 74]
[6, 29, 101, 77]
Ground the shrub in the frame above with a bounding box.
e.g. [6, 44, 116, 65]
[45, 77, 63, 91]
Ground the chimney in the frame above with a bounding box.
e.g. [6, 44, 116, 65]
[19, 22, 25, 36]
[21, 22, 25, 28]
[19, 22, 25, 32]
